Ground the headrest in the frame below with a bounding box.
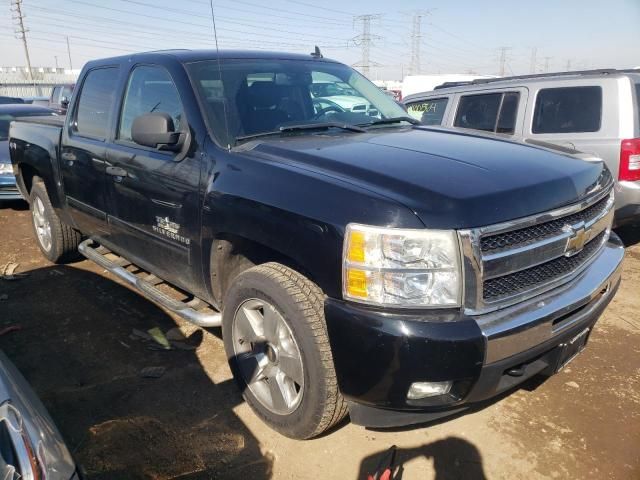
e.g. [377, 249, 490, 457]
[247, 81, 282, 109]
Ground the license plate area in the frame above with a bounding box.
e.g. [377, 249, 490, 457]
[556, 327, 590, 372]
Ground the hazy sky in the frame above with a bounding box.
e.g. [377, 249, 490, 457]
[1, 0, 638, 79]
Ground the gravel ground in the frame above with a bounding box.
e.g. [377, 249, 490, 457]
[0, 200, 638, 480]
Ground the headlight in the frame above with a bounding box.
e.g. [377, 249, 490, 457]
[0, 163, 13, 175]
[342, 224, 462, 307]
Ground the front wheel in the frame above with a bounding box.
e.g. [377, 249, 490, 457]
[222, 263, 347, 439]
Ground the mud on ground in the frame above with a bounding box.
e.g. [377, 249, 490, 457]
[1, 201, 638, 479]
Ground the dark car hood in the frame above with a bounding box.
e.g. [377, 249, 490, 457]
[241, 127, 610, 228]
[0, 140, 9, 164]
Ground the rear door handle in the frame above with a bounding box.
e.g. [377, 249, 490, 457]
[106, 166, 128, 180]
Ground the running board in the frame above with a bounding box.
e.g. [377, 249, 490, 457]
[78, 239, 221, 327]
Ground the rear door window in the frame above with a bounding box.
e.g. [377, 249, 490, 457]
[454, 92, 520, 134]
[532, 86, 602, 134]
[74, 67, 119, 139]
[406, 98, 449, 125]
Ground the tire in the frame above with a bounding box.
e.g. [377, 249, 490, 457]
[29, 177, 82, 263]
[222, 262, 347, 439]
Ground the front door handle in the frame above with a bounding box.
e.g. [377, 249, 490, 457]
[106, 166, 128, 181]
[61, 151, 76, 166]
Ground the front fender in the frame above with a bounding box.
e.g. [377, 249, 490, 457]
[201, 148, 424, 299]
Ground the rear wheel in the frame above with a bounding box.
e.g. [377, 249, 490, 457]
[29, 178, 82, 263]
[222, 262, 347, 439]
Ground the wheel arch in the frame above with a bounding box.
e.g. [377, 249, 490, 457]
[206, 232, 316, 309]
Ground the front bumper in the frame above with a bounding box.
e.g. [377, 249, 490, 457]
[0, 174, 23, 201]
[324, 233, 624, 428]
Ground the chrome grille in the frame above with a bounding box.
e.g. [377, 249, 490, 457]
[481, 195, 610, 253]
[460, 187, 615, 314]
[483, 231, 606, 301]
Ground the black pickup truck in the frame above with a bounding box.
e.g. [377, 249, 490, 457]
[9, 50, 624, 439]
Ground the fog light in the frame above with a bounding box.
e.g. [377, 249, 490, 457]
[407, 381, 452, 400]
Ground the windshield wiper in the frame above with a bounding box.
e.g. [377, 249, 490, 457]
[235, 122, 365, 143]
[360, 116, 421, 127]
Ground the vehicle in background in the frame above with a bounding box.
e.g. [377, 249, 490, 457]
[9, 50, 623, 439]
[401, 74, 496, 99]
[386, 89, 402, 101]
[0, 97, 24, 105]
[0, 350, 79, 479]
[0, 105, 57, 202]
[311, 81, 378, 116]
[48, 84, 75, 114]
[403, 69, 640, 226]
[22, 96, 50, 106]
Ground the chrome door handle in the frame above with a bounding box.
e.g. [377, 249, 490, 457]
[61, 151, 76, 166]
[106, 166, 128, 181]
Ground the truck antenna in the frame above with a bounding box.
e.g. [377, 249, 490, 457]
[209, 0, 232, 150]
[311, 46, 323, 59]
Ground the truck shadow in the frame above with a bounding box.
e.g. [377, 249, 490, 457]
[0, 265, 273, 479]
[358, 437, 486, 480]
[614, 224, 640, 247]
[0, 199, 28, 211]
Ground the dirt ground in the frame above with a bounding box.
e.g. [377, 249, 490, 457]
[0, 200, 638, 480]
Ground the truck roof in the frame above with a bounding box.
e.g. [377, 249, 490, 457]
[84, 49, 340, 68]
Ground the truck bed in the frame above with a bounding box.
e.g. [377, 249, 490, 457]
[14, 115, 66, 128]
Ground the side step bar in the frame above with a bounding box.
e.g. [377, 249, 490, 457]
[78, 239, 222, 327]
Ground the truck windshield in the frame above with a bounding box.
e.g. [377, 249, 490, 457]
[187, 59, 409, 146]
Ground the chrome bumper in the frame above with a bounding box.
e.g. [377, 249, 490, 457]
[473, 233, 624, 364]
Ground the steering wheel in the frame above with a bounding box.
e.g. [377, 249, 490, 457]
[312, 98, 346, 119]
[313, 105, 344, 119]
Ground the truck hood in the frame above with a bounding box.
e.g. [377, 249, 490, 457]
[241, 127, 610, 229]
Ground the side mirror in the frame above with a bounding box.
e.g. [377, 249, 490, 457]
[131, 112, 182, 150]
[60, 96, 70, 107]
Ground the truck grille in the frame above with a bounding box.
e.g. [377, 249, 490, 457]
[460, 188, 614, 313]
[481, 195, 610, 253]
[483, 231, 606, 301]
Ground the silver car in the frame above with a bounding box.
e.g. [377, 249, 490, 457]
[0, 350, 78, 480]
[403, 69, 640, 225]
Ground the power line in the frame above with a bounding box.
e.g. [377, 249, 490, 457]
[352, 14, 381, 78]
[10, 0, 34, 83]
[283, 0, 356, 16]
[497, 46, 511, 76]
[409, 11, 431, 75]
[24, 12, 348, 49]
[71, 0, 351, 42]
[529, 47, 537, 74]
[66, 35, 73, 70]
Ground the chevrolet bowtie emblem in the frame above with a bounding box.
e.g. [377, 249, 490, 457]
[564, 222, 590, 256]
